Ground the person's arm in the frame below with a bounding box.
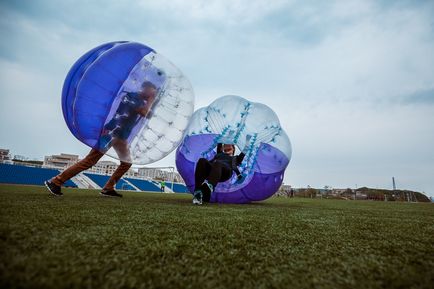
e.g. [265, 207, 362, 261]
[231, 156, 243, 178]
[137, 94, 157, 117]
[136, 107, 148, 116]
[232, 157, 244, 183]
[235, 134, 251, 165]
[209, 143, 223, 162]
[236, 152, 245, 165]
[216, 143, 223, 153]
[233, 135, 252, 183]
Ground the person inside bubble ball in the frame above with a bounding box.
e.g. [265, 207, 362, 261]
[98, 81, 158, 154]
[45, 81, 158, 198]
[192, 140, 250, 205]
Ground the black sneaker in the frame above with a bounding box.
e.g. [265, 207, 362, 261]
[200, 182, 213, 203]
[100, 189, 123, 198]
[45, 180, 63, 196]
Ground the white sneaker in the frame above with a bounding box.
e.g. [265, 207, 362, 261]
[192, 190, 203, 205]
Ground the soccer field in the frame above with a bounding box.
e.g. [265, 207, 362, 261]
[1, 184, 433, 289]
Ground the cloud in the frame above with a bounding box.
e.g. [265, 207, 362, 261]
[141, 0, 290, 25]
[400, 88, 434, 105]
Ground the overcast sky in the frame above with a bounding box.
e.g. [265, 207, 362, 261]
[0, 0, 433, 197]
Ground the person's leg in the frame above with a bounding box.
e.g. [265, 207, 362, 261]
[103, 161, 132, 191]
[103, 139, 132, 191]
[201, 162, 232, 202]
[206, 162, 232, 188]
[194, 158, 212, 190]
[51, 149, 104, 186]
[111, 138, 132, 164]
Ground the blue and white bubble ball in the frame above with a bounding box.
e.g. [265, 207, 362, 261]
[62, 41, 194, 164]
[176, 95, 292, 203]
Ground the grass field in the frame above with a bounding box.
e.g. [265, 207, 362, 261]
[1, 184, 433, 289]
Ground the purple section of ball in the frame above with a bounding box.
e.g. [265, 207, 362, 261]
[211, 170, 284, 203]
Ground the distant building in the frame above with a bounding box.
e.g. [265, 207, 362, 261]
[43, 152, 141, 177]
[355, 191, 368, 200]
[0, 149, 12, 163]
[138, 167, 183, 183]
[331, 188, 348, 196]
[43, 153, 79, 169]
[138, 167, 159, 180]
[275, 184, 293, 197]
[87, 160, 118, 175]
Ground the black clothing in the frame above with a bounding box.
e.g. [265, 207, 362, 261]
[104, 92, 145, 140]
[195, 158, 232, 187]
[212, 143, 245, 175]
[194, 144, 245, 202]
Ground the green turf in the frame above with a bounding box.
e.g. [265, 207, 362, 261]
[0, 184, 433, 289]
